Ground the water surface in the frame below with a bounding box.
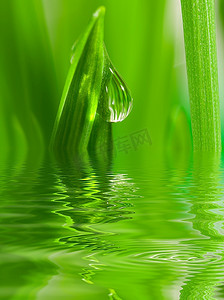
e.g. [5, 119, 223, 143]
[1, 153, 224, 299]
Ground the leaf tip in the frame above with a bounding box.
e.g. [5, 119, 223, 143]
[93, 6, 106, 19]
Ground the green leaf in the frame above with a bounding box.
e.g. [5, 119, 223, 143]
[51, 7, 105, 156]
[51, 7, 133, 158]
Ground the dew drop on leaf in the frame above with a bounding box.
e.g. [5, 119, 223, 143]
[70, 39, 133, 124]
[98, 50, 133, 123]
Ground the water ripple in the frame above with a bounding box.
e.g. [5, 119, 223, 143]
[1, 158, 224, 299]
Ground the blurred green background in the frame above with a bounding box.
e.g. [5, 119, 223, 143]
[1, 0, 224, 164]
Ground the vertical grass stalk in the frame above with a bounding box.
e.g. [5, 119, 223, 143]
[180, 0, 221, 151]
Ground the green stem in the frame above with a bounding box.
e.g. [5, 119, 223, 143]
[180, 0, 221, 152]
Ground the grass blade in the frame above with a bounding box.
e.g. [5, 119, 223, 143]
[51, 7, 106, 156]
[180, 0, 221, 151]
[51, 7, 133, 158]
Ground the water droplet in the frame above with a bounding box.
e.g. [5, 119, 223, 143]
[98, 50, 133, 123]
[70, 41, 133, 123]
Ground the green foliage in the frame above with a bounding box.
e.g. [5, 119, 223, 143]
[51, 7, 133, 157]
[2, 0, 222, 161]
[180, 0, 221, 152]
[0, 0, 58, 159]
[51, 7, 107, 155]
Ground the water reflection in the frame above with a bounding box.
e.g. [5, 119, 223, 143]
[53, 156, 135, 251]
[0, 154, 136, 299]
[180, 153, 224, 299]
[2, 153, 224, 299]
